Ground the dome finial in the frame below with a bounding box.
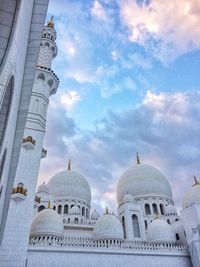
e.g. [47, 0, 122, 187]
[47, 201, 51, 209]
[193, 176, 200, 186]
[136, 152, 140, 164]
[105, 206, 109, 214]
[67, 159, 71, 171]
[47, 16, 55, 29]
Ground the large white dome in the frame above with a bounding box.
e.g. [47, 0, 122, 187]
[30, 208, 63, 238]
[147, 218, 176, 242]
[183, 181, 200, 209]
[48, 169, 91, 203]
[117, 164, 172, 204]
[93, 213, 124, 240]
[37, 182, 49, 194]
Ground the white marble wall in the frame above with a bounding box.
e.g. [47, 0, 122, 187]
[27, 249, 192, 267]
[0, 1, 50, 266]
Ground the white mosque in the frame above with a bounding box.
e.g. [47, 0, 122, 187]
[0, 2, 200, 267]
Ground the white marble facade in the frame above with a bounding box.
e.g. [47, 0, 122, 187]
[0, 2, 200, 267]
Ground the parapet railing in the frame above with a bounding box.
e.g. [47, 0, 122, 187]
[29, 236, 188, 254]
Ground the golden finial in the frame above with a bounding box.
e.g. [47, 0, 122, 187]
[193, 176, 200, 186]
[136, 152, 140, 164]
[47, 201, 51, 209]
[47, 16, 54, 29]
[105, 206, 109, 214]
[67, 159, 71, 171]
[155, 213, 159, 219]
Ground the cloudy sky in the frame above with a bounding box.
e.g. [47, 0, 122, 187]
[39, 0, 200, 213]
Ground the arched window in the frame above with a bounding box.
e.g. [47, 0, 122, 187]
[132, 214, 140, 238]
[176, 233, 180, 241]
[0, 76, 14, 145]
[86, 209, 89, 219]
[144, 220, 148, 230]
[167, 219, 170, 224]
[53, 206, 56, 210]
[74, 218, 78, 224]
[57, 204, 62, 214]
[64, 204, 68, 214]
[122, 216, 126, 238]
[160, 204, 165, 215]
[38, 205, 45, 212]
[152, 203, 158, 214]
[82, 207, 85, 216]
[70, 204, 74, 209]
[67, 218, 70, 223]
[34, 99, 39, 113]
[145, 203, 151, 215]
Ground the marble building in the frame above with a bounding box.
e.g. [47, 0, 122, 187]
[0, 2, 200, 267]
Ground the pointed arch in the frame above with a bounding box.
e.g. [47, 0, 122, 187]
[57, 204, 62, 214]
[160, 203, 165, 215]
[122, 216, 126, 239]
[132, 214, 140, 238]
[37, 72, 45, 81]
[145, 203, 151, 215]
[152, 203, 158, 214]
[64, 204, 68, 214]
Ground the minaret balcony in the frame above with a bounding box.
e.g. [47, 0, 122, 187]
[41, 148, 47, 159]
[11, 183, 27, 201]
[36, 65, 59, 95]
[34, 195, 41, 208]
[22, 136, 36, 150]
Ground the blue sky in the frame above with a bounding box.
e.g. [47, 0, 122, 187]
[39, 0, 200, 212]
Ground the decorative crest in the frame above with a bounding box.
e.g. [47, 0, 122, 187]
[47, 16, 55, 29]
[136, 152, 140, 164]
[155, 213, 159, 219]
[47, 201, 51, 209]
[67, 159, 71, 171]
[193, 176, 200, 186]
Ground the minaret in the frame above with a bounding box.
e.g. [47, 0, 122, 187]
[0, 17, 59, 267]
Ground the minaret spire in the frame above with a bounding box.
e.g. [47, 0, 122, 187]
[193, 176, 200, 186]
[136, 152, 140, 164]
[47, 16, 55, 29]
[68, 159, 71, 171]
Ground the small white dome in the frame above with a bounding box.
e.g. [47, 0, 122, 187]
[147, 218, 176, 242]
[37, 182, 49, 194]
[48, 169, 91, 203]
[183, 182, 200, 209]
[30, 208, 63, 238]
[122, 193, 134, 203]
[93, 213, 123, 240]
[69, 205, 80, 215]
[117, 164, 172, 204]
[165, 204, 177, 215]
[91, 210, 100, 220]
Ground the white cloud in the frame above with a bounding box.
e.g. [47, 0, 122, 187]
[119, 0, 200, 62]
[91, 1, 107, 20]
[61, 91, 81, 108]
[40, 89, 200, 211]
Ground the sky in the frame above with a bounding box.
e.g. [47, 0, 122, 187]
[39, 0, 200, 213]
